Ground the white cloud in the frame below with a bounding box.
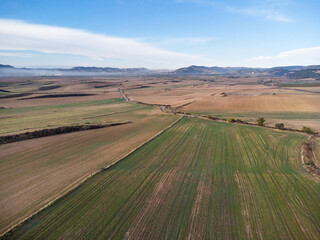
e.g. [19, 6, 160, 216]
[248, 47, 320, 67]
[0, 51, 36, 57]
[227, 6, 293, 23]
[0, 19, 215, 68]
[176, 0, 293, 23]
[148, 36, 216, 46]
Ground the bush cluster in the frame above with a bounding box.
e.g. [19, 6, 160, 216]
[226, 118, 235, 123]
[302, 126, 312, 134]
[257, 117, 265, 126]
[275, 123, 284, 130]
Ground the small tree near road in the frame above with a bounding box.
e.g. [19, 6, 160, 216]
[257, 117, 265, 126]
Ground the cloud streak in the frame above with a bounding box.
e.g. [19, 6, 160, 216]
[0, 19, 214, 68]
[226, 6, 293, 23]
[176, 0, 293, 23]
[146, 36, 216, 46]
[249, 47, 320, 67]
[0, 51, 36, 58]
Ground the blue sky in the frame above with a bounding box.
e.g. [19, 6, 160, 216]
[0, 0, 319, 68]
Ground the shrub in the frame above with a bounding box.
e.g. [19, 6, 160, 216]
[275, 123, 284, 130]
[257, 117, 265, 126]
[302, 126, 312, 134]
[226, 118, 235, 123]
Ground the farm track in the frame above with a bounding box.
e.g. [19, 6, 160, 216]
[119, 89, 129, 101]
[3, 117, 320, 239]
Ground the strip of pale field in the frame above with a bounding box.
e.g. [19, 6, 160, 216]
[0, 105, 178, 235]
[4, 117, 320, 239]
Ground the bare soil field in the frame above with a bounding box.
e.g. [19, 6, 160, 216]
[182, 94, 320, 112]
[118, 76, 320, 132]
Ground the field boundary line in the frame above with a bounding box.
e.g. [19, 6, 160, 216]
[0, 116, 182, 238]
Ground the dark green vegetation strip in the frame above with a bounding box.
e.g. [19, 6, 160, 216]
[0, 93, 32, 99]
[0, 122, 131, 144]
[20, 93, 97, 100]
[3, 118, 320, 239]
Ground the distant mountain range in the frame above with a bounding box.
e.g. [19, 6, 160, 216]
[66, 66, 150, 74]
[172, 65, 320, 78]
[1, 64, 320, 78]
[0, 64, 152, 77]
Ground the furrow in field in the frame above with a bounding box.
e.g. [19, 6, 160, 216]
[186, 125, 214, 239]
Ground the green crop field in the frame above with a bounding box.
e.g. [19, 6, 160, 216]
[4, 117, 320, 240]
[0, 98, 153, 135]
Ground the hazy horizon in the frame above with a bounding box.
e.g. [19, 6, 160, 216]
[2, 63, 320, 70]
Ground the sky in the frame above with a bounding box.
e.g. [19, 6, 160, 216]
[0, 0, 319, 69]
